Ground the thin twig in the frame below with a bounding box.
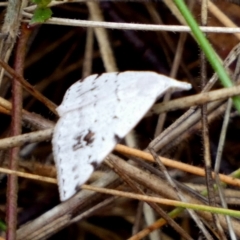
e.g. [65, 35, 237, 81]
[6, 23, 30, 240]
[0, 60, 57, 115]
[151, 85, 240, 114]
[22, 16, 240, 34]
[200, 3, 222, 238]
[106, 156, 192, 240]
[149, 148, 212, 239]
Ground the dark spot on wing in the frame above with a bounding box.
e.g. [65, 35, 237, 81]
[90, 161, 98, 169]
[83, 130, 95, 145]
[66, 89, 70, 94]
[80, 76, 87, 82]
[115, 87, 120, 101]
[72, 130, 95, 151]
[102, 137, 105, 141]
[92, 74, 100, 84]
[90, 87, 97, 91]
[75, 184, 81, 192]
[72, 165, 78, 172]
[74, 175, 79, 180]
[98, 73, 104, 78]
[113, 116, 118, 119]
[72, 134, 83, 150]
[77, 86, 97, 98]
[76, 86, 82, 92]
[114, 134, 121, 143]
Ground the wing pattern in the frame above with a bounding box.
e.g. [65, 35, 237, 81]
[52, 71, 191, 201]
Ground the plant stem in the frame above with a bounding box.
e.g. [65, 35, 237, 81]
[173, 0, 240, 112]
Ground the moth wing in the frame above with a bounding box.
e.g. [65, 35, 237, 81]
[56, 71, 191, 116]
[56, 73, 122, 116]
[52, 102, 121, 201]
[52, 72, 191, 201]
[107, 72, 191, 138]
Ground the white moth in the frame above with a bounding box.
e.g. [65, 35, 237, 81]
[52, 71, 191, 201]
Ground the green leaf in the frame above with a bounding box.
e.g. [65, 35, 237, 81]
[32, 0, 51, 7]
[30, 7, 52, 24]
[0, 220, 6, 231]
